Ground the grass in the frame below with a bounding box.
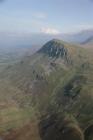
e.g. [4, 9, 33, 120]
[0, 106, 35, 133]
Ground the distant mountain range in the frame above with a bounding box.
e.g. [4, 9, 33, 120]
[0, 29, 93, 47]
[81, 36, 93, 45]
[64, 29, 93, 44]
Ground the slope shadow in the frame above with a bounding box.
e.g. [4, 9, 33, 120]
[39, 113, 84, 140]
[84, 125, 93, 140]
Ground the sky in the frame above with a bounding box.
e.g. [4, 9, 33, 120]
[0, 0, 93, 34]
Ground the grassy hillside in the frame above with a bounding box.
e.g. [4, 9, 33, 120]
[0, 39, 93, 140]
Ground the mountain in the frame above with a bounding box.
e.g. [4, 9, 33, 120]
[80, 36, 93, 49]
[64, 30, 93, 43]
[81, 36, 93, 45]
[0, 39, 93, 140]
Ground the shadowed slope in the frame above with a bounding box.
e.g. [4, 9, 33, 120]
[39, 113, 84, 140]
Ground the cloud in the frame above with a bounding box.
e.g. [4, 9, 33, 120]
[41, 27, 61, 35]
[75, 24, 93, 31]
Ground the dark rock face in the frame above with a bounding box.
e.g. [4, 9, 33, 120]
[39, 113, 84, 140]
[39, 39, 68, 59]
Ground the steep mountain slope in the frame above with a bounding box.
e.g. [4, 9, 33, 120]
[0, 39, 93, 140]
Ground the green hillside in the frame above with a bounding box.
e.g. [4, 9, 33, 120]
[0, 39, 93, 140]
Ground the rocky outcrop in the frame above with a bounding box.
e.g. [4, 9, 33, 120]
[39, 39, 72, 64]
